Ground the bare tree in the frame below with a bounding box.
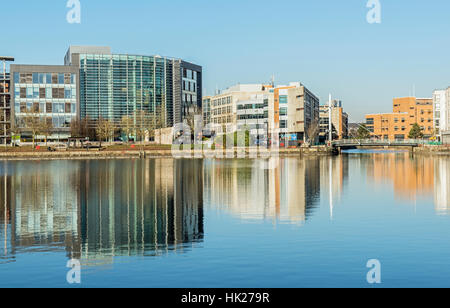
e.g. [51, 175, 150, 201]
[154, 104, 166, 145]
[39, 118, 53, 146]
[96, 117, 115, 147]
[22, 110, 42, 149]
[134, 110, 150, 146]
[306, 120, 320, 146]
[121, 115, 134, 144]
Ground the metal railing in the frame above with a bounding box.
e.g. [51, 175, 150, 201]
[332, 139, 440, 146]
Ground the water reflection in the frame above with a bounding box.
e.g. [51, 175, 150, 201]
[203, 157, 323, 224]
[349, 152, 450, 214]
[1, 153, 450, 268]
[0, 159, 204, 265]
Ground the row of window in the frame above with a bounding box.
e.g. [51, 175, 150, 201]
[14, 73, 76, 85]
[182, 80, 197, 92]
[15, 86, 76, 100]
[15, 102, 76, 114]
[213, 106, 232, 115]
[182, 69, 198, 81]
[16, 115, 74, 129]
[238, 113, 268, 120]
[212, 96, 232, 107]
[212, 116, 233, 124]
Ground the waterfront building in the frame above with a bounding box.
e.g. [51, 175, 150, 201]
[272, 82, 320, 145]
[365, 97, 434, 140]
[10, 64, 79, 140]
[202, 96, 212, 126]
[433, 88, 450, 141]
[319, 99, 349, 142]
[210, 82, 319, 146]
[65, 46, 202, 128]
[0, 57, 14, 145]
[210, 84, 273, 137]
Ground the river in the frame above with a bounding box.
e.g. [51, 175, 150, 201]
[0, 151, 449, 287]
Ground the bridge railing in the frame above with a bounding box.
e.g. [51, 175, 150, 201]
[332, 139, 438, 146]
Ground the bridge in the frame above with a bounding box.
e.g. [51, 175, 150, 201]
[331, 139, 427, 152]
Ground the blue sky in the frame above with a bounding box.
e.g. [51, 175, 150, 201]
[2, 0, 450, 121]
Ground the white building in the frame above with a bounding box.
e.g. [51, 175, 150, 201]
[433, 88, 450, 140]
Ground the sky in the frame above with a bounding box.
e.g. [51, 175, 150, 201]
[2, 0, 450, 122]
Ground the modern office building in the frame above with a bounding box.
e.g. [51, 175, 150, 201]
[319, 99, 349, 142]
[65, 46, 202, 128]
[365, 97, 434, 140]
[1, 57, 14, 145]
[272, 82, 320, 145]
[236, 93, 270, 136]
[433, 88, 450, 141]
[210, 82, 319, 145]
[10, 64, 79, 140]
[210, 84, 273, 138]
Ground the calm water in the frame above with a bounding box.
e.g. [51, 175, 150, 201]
[0, 152, 450, 288]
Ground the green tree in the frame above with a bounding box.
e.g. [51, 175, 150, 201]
[408, 123, 424, 139]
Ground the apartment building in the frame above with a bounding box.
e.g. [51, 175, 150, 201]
[365, 97, 434, 140]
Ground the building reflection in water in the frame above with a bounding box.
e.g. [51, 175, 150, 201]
[0, 159, 204, 265]
[359, 152, 450, 214]
[434, 158, 450, 215]
[203, 157, 322, 225]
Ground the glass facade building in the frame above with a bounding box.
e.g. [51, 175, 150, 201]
[10, 65, 79, 139]
[78, 54, 174, 126]
[67, 47, 202, 128]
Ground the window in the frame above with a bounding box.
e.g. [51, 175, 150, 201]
[26, 87, 33, 98]
[32, 73, 39, 84]
[46, 87, 52, 99]
[58, 73, 65, 84]
[14, 73, 19, 84]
